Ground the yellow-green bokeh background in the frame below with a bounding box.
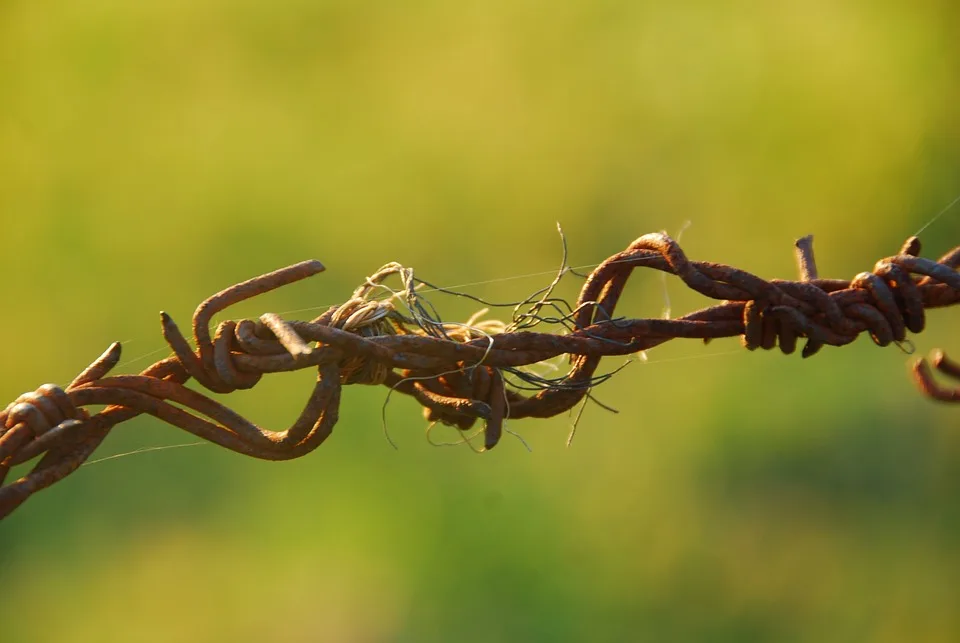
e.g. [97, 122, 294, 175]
[2, 1, 959, 641]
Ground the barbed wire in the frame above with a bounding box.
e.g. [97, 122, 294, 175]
[1, 231, 958, 520]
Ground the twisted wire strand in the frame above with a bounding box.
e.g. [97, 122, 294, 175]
[1, 232, 958, 520]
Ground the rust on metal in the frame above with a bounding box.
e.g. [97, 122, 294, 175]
[0, 233, 958, 520]
[913, 350, 960, 402]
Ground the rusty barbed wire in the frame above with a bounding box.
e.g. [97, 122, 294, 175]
[1, 232, 958, 520]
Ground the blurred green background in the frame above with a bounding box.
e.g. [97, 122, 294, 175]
[1, 1, 959, 641]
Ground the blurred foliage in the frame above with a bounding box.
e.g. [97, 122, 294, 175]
[1, 0, 959, 641]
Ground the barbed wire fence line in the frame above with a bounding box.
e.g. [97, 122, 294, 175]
[1, 231, 958, 520]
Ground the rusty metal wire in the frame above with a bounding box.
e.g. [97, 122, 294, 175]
[913, 350, 960, 402]
[1, 232, 958, 520]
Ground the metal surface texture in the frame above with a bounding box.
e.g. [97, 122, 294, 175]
[1, 232, 958, 520]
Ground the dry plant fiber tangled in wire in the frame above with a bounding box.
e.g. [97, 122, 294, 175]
[1, 230, 958, 520]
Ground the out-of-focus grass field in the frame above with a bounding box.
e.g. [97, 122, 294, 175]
[1, 1, 959, 641]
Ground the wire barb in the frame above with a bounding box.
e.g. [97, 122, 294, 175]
[913, 350, 960, 402]
[1, 232, 957, 520]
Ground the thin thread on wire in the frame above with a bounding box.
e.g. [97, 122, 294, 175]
[913, 191, 960, 237]
[82, 442, 207, 466]
[109, 250, 673, 370]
